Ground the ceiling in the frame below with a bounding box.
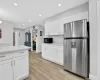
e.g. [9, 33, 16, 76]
[0, 0, 88, 28]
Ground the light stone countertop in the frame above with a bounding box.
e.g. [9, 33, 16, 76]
[0, 45, 31, 53]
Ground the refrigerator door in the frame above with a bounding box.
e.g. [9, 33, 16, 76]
[64, 39, 88, 77]
[64, 19, 88, 38]
[64, 22, 73, 38]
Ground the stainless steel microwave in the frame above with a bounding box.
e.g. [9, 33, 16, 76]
[44, 38, 53, 43]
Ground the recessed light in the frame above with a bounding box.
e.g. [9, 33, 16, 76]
[18, 26, 20, 28]
[29, 20, 32, 22]
[22, 24, 25, 26]
[14, 3, 18, 6]
[58, 4, 61, 7]
[39, 14, 42, 17]
[0, 21, 2, 24]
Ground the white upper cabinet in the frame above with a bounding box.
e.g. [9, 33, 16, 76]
[45, 11, 88, 36]
[45, 19, 64, 35]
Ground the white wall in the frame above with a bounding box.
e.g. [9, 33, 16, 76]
[89, 0, 100, 80]
[19, 29, 25, 45]
[89, 0, 98, 79]
[0, 21, 13, 46]
[13, 28, 25, 46]
[46, 2, 89, 22]
[35, 25, 44, 53]
[97, 1, 100, 80]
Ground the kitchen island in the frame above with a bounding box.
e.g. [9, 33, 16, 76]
[0, 45, 30, 80]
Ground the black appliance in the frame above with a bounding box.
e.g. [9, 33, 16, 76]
[44, 38, 53, 43]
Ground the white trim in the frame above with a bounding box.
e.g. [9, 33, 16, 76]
[89, 74, 98, 80]
[97, 1, 100, 80]
[42, 56, 63, 66]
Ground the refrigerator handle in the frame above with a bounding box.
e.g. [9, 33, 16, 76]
[83, 19, 87, 37]
[71, 22, 73, 37]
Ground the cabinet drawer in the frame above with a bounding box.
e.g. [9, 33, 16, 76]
[0, 53, 13, 61]
[13, 50, 28, 58]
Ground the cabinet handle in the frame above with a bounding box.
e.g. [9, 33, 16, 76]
[0, 56, 5, 58]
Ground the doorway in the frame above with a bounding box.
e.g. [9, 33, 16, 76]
[32, 29, 37, 51]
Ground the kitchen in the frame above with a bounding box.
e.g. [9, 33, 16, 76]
[42, 2, 89, 78]
[0, 0, 100, 80]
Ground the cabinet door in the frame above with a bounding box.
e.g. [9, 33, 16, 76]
[45, 20, 64, 35]
[45, 22, 52, 35]
[42, 44, 46, 57]
[57, 47, 63, 65]
[0, 59, 13, 80]
[14, 55, 29, 80]
[45, 47, 57, 62]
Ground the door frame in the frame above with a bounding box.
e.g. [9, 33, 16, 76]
[97, 1, 100, 79]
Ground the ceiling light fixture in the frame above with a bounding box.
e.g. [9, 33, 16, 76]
[29, 20, 32, 22]
[39, 14, 42, 17]
[22, 24, 25, 26]
[14, 3, 18, 6]
[0, 21, 2, 24]
[58, 4, 61, 7]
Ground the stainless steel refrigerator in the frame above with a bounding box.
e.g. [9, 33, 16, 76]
[64, 19, 89, 78]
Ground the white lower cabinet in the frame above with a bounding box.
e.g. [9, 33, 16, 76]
[0, 50, 29, 80]
[56, 47, 63, 65]
[0, 59, 13, 80]
[42, 44, 63, 65]
[45, 47, 56, 62]
[14, 55, 29, 80]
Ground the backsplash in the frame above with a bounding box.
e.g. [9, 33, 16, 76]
[44, 35, 64, 44]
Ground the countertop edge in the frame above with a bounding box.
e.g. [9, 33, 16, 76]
[0, 46, 31, 54]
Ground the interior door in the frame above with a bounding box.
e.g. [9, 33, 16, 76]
[14, 55, 29, 80]
[0, 59, 13, 80]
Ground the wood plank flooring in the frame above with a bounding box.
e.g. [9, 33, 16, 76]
[25, 51, 84, 80]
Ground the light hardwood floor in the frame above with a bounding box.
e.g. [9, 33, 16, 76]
[25, 51, 84, 80]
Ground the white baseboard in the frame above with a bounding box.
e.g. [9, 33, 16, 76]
[42, 56, 63, 66]
[89, 74, 98, 80]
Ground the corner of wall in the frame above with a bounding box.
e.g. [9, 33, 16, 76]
[89, 74, 98, 80]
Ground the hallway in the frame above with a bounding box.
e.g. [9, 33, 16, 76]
[25, 51, 84, 80]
